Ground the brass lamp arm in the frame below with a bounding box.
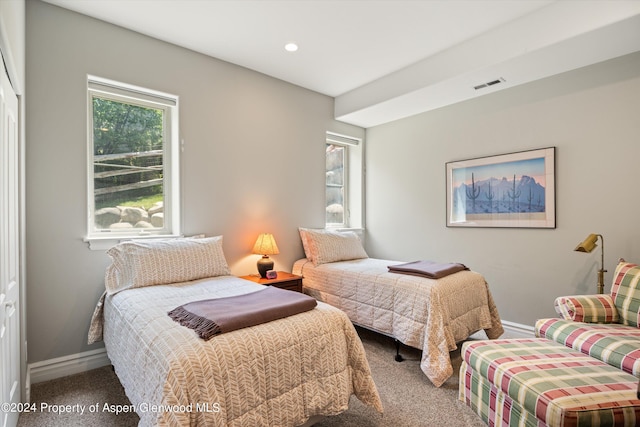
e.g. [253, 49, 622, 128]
[596, 234, 607, 295]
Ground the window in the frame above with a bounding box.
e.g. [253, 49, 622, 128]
[326, 143, 346, 225]
[325, 132, 363, 229]
[86, 76, 180, 243]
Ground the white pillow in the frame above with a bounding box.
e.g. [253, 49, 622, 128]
[105, 236, 230, 293]
[299, 228, 368, 266]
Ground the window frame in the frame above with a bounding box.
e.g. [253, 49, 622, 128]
[85, 76, 181, 248]
[325, 132, 362, 229]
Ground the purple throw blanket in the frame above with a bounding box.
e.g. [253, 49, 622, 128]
[388, 260, 469, 279]
[168, 286, 317, 340]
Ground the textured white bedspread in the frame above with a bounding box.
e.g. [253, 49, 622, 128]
[293, 258, 504, 387]
[102, 275, 382, 426]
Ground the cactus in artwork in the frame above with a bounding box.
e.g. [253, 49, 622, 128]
[507, 174, 521, 212]
[485, 179, 495, 211]
[525, 186, 533, 211]
[465, 173, 481, 212]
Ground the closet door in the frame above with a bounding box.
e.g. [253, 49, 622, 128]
[0, 58, 20, 427]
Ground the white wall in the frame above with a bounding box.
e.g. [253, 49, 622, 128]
[25, 1, 363, 364]
[365, 51, 640, 327]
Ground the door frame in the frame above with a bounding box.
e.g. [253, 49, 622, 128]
[0, 7, 27, 408]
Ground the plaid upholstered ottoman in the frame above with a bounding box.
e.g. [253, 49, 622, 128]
[459, 338, 640, 427]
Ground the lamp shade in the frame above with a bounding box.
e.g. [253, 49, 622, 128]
[575, 233, 598, 253]
[252, 233, 279, 256]
[574, 233, 606, 294]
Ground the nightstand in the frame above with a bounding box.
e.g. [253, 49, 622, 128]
[239, 271, 303, 293]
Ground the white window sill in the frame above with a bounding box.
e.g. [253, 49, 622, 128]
[83, 233, 183, 251]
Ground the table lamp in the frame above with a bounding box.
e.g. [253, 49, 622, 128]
[252, 233, 279, 278]
[574, 233, 606, 294]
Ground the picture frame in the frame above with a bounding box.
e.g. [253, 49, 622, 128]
[445, 147, 555, 228]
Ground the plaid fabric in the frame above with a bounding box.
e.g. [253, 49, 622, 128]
[611, 262, 640, 327]
[554, 294, 619, 323]
[459, 361, 545, 427]
[461, 338, 640, 427]
[535, 318, 640, 376]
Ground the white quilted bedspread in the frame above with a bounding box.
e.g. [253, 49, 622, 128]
[292, 258, 504, 387]
[101, 276, 383, 426]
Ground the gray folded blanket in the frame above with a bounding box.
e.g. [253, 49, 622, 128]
[388, 260, 469, 279]
[168, 286, 317, 340]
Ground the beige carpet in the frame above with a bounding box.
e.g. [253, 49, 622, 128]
[18, 327, 485, 426]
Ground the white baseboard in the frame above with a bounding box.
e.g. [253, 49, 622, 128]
[26, 320, 534, 387]
[28, 347, 110, 385]
[501, 320, 535, 338]
[470, 320, 535, 340]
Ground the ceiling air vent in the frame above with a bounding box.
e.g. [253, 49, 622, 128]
[473, 78, 505, 91]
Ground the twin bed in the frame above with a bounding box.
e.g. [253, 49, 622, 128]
[88, 230, 503, 426]
[294, 228, 504, 387]
[88, 236, 382, 427]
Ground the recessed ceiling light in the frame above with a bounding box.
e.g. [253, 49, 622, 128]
[284, 42, 298, 52]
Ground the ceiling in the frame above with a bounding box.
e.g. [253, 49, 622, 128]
[43, 0, 640, 128]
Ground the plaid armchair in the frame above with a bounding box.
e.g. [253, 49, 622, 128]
[536, 260, 640, 376]
[553, 260, 640, 326]
[461, 261, 640, 427]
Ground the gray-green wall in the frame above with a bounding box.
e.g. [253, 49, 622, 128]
[25, 0, 362, 363]
[365, 51, 640, 327]
[26, 0, 640, 366]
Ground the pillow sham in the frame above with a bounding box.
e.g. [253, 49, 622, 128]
[299, 228, 368, 266]
[104, 236, 231, 293]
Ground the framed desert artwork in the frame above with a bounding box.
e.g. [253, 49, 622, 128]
[446, 147, 555, 228]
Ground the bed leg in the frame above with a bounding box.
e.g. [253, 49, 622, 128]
[394, 339, 404, 362]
